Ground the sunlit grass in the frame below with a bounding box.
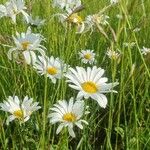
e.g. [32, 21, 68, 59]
[0, 0, 150, 149]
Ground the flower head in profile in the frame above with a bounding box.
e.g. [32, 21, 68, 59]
[84, 14, 109, 32]
[106, 48, 121, 60]
[110, 0, 119, 4]
[8, 27, 46, 64]
[33, 55, 67, 84]
[79, 49, 96, 64]
[48, 98, 88, 137]
[0, 0, 29, 23]
[27, 15, 45, 28]
[141, 46, 150, 55]
[0, 96, 41, 124]
[65, 66, 119, 108]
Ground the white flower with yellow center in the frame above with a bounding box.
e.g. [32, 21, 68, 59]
[33, 55, 67, 84]
[79, 49, 95, 64]
[55, 12, 85, 34]
[0, 0, 29, 23]
[65, 66, 119, 108]
[8, 27, 46, 64]
[48, 98, 88, 137]
[141, 46, 150, 55]
[106, 49, 120, 60]
[0, 96, 41, 124]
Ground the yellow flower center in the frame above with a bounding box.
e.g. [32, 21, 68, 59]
[84, 53, 91, 60]
[82, 81, 98, 93]
[47, 67, 57, 75]
[13, 110, 24, 119]
[63, 112, 76, 122]
[67, 13, 83, 24]
[21, 41, 31, 50]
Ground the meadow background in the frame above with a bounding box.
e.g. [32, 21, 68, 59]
[0, 0, 150, 149]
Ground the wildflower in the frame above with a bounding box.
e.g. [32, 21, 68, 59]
[33, 55, 67, 84]
[85, 14, 109, 32]
[110, 0, 119, 4]
[8, 27, 46, 64]
[133, 27, 141, 32]
[141, 46, 150, 55]
[52, 0, 81, 14]
[123, 42, 136, 48]
[27, 15, 45, 28]
[106, 48, 120, 60]
[65, 66, 119, 108]
[48, 98, 88, 137]
[0, 96, 41, 124]
[116, 14, 123, 19]
[0, 0, 29, 23]
[79, 49, 95, 64]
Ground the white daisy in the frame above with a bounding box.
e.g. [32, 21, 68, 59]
[0, 0, 29, 23]
[52, 0, 81, 14]
[27, 15, 45, 28]
[106, 49, 120, 60]
[65, 66, 119, 108]
[8, 27, 46, 64]
[48, 97, 88, 137]
[33, 55, 67, 84]
[141, 46, 150, 55]
[84, 13, 109, 38]
[79, 49, 95, 64]
[55, 12, 85, 34]
[0, 96, 41, 124]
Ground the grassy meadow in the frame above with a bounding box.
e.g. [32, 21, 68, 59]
[0, 0, 150, 149]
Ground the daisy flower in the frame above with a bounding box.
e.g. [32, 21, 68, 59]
[0, 96, 41, 124]
[33, 55, 67, 84]
[0, 0, 29, 23]
[84, 14, 109, 32]
[52, 0, 81, 14]
[106, 48, 120, 60]
[141, 46, 150, 55]
[55, 11, 85, 34]
[79, 49, 95, 64]
[8, 27, 46, 64]
[48, 97, 88, 137]
[65, 66, 119, 108]
[27, 15, 45, 28]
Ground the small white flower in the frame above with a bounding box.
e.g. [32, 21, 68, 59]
[33, 55, 67, 84]
[27, 15, 45, 27]
[65, 66, 119, 108]
[123, 42, 136, 48]
[106, 49, 120, 60]
[141, 46, 150, 55]
[48, 97, 88, 138]
[0, 96, 41, 124]
[110, 0, 119, 4]
[8, 27, 46, 64]
[52, 0, 81, 14]
[133, 28, 141, 32]
[79, 49, 95, 64]
[0, 0, 29, 23]
[84, 14, 109, 32]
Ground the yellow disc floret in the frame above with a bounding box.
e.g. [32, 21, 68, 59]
[63, 112, 76, 122]
[67, 13, 83, 24]
[13, 110, 24, 119]
[47, 67, 58, 75]
[82, 81, 98, 93]
[21, 41, 31, 50]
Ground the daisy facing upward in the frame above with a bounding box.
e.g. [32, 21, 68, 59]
[65, 66, 119, 108]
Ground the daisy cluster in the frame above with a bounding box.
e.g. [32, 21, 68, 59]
[0, 0, 146, 139]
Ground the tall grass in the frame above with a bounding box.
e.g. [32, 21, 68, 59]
[0, 0, 150, 149]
